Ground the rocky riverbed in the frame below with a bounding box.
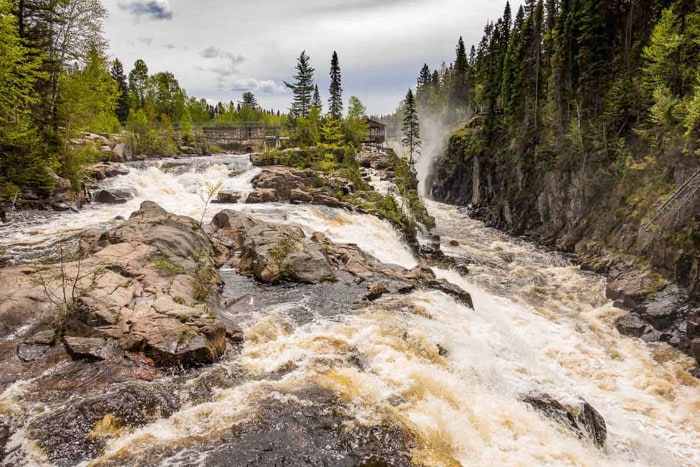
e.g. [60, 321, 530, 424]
[1, 154, 698, 466]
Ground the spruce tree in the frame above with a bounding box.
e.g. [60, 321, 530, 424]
[312, 84, 322, 111]
[110, 58, 129, 122]
[284, 50, 315, 119]
[401, 89, 421, 168]
[452, 36, 469, 103]
[328, 51, 343, 119]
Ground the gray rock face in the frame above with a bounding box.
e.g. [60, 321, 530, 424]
[615, 313, 653, 337]
[522, 391, 607, 448]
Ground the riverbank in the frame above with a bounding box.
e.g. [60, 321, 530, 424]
[430, 125, 700, 374]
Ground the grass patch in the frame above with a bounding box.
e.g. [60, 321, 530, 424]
[151, 255, 185, 276]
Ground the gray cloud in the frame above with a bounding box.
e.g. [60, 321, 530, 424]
[164, 43, 176, 49]
[138, 37, 153, 46]
[104, 0, 519, 113]
[118, 0, 173, 20]
[200, 46, 245, 65]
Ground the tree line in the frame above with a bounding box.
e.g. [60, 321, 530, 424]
[0, 0, 282, 202]
[410, 0, 699, 174]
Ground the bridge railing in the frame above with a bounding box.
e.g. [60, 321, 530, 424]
[638, 168, 700, 249]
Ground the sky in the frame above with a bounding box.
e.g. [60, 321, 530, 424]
[103, 0, 517, 116]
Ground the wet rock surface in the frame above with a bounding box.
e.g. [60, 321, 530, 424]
[212, 209, 473, 308]
[204, 386, 413, 467]
[28, 381, 179, 466]
[522, 391, 607, 448]
[96, 386, 414, 467]
[92, 188, 134, 204]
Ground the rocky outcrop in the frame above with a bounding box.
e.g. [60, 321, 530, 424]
[211, 209, 473, 308]
[522, 391, 607, 448]
[245, 168, 351, 210]
[0, 202, 239, 373]
[214, 190, 242, 203]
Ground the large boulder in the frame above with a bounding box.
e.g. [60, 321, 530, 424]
[522, 391, 607, 448]
[93, 188, 133, 204]
[615, 313, 653, 338]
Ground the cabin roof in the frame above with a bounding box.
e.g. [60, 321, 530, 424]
[366, 118, 386, 128]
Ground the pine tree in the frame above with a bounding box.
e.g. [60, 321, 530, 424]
[328, 51, 343, 119]
[452, 36, 469, 104]
[284, 50, 315, 119]
[110, 58, 129, 122]
[417, 63, 432, 107]
[401, 89, 421, 167]
[312, 85, 322, 111]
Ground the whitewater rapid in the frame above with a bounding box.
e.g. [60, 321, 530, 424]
[1, 154, 698, 466]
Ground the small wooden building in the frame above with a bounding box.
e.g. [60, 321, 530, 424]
[364, 118, 386, 147]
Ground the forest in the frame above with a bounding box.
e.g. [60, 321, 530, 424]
[408, 0, 700, 292]
[0, 0, 376, 208]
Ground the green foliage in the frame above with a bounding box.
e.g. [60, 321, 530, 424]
[268, 234, 296, 280]
[682, 85, 700, 154]
[292, 106, 321, 146]
[151, 255, 186, 276]
[344, 96, 369, 147]
[0, 0, 46, 194]
[58, 144, 100, 190]
[192, 251, 215, 304]
[58, 45, 121, 137]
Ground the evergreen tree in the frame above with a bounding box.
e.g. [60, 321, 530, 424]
[242, 91, 258, 108]
[452, 36, 469, 103]
[110, 58, 129, 122]
[285, 50, 315, 119]
[417, 63, 432, 107]
[328, 51, 343, 119]
[312, 84, 322, 111]
[401, 89, 421, 167]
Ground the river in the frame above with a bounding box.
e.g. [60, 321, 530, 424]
[0, 154, 698, 466]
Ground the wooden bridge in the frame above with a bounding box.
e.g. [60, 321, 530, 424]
[196, 123, 283, 151]
[639, 168, 700, 248]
